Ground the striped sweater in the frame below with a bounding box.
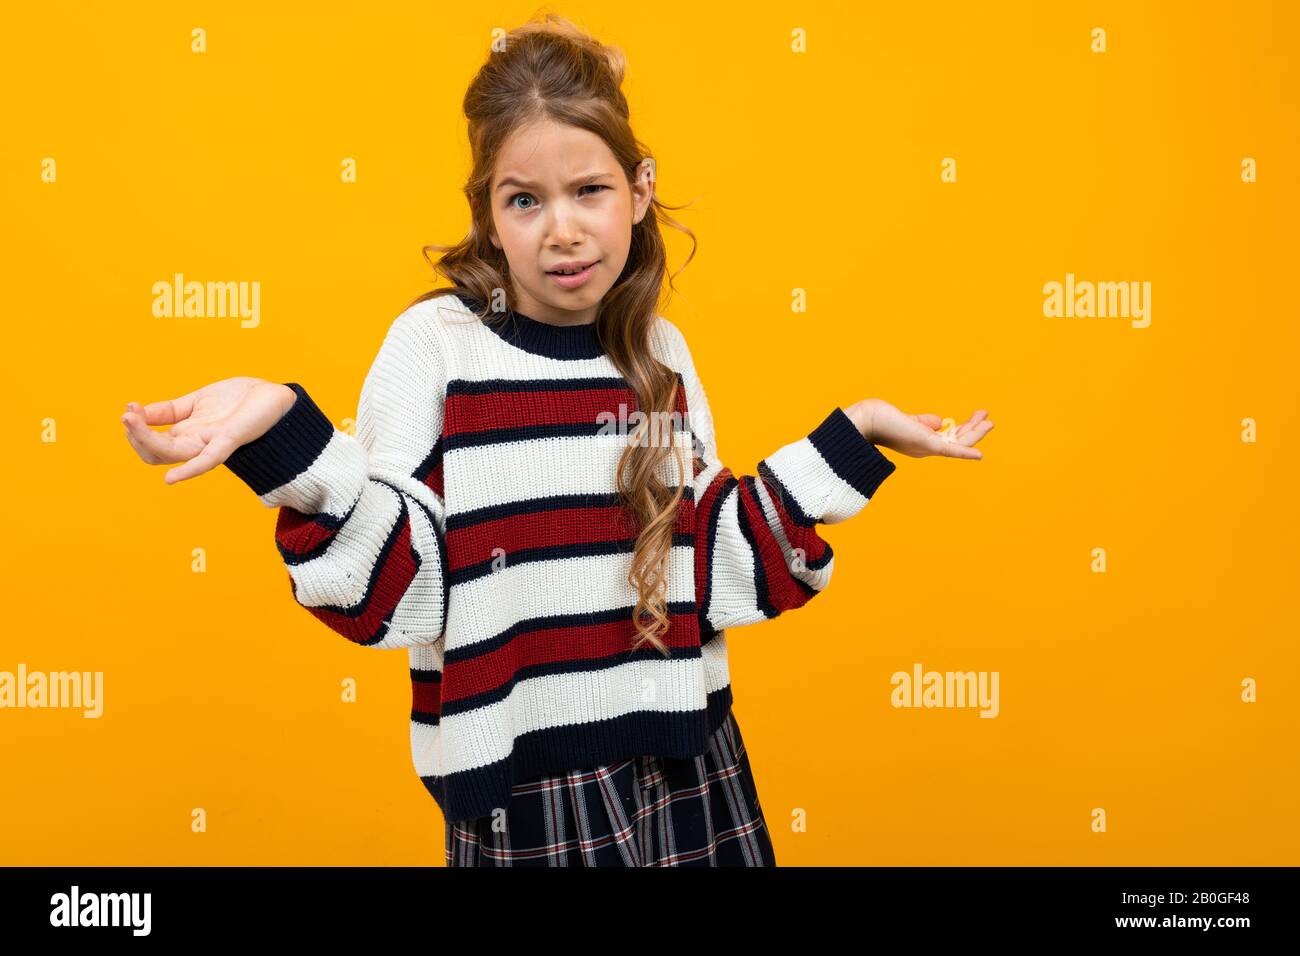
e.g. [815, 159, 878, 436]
[223, 291, 896, 823]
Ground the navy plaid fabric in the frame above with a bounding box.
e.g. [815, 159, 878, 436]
[444, 708, 777, 866]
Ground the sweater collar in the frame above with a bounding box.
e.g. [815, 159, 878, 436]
[454, 291, 606, 360]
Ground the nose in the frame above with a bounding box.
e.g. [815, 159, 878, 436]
[545, 200, 583, 246]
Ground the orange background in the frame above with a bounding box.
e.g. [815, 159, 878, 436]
[2, 1, 1296, 865]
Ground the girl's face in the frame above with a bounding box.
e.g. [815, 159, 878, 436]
[488, 117, 654, 327]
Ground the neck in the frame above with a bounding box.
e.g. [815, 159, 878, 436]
[510, 283, 599, 327]
[453, 291, 607, 361]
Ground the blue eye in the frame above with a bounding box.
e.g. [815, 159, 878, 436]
[507, 184, 608, 210]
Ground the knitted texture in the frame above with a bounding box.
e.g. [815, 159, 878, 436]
[223, 291, 896, 823]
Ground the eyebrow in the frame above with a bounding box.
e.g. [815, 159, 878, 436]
[495, 171, 614, 193]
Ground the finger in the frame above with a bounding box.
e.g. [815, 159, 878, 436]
[956, 414, 993, 443]
[122, 417, 162, 464]
[958, 420, 995, 446]
[132, 392, 198, 427]
[914, 413, 943, 430]
[928, 432, 983, 459]
[942, 441, 984, 460]
[121, 410, 191, 463]
[164, 434, 239, 484]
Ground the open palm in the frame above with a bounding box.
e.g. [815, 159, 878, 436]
[852, 398, 994, 460]
[121, 377, 295, 484]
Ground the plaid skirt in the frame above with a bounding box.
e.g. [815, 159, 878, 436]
[444, 707, 777, 866]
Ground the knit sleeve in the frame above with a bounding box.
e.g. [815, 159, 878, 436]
[221, 307, 450, 649]
[668, 322, 896, 636]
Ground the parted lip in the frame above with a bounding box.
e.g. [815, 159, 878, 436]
[546, 259, 599, 273]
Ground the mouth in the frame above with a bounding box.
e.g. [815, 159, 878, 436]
[545, 260, 601, 289]
[546, 259, 600, 276]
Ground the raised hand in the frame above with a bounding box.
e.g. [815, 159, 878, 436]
[843, 398, 993, 460]
[120, 377, 297, 484]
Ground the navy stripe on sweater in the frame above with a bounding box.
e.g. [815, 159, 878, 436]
[422, 685, 734, 824]
[224, 382, 335, 496]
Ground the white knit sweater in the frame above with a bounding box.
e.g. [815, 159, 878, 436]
[223, 291, 896, 822]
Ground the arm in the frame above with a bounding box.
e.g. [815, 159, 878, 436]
[222, 308, 450, 649]
[668, 323, 896, 636]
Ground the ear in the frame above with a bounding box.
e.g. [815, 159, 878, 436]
[631, 158, 655, 225]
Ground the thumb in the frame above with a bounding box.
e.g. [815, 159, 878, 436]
[937, 438, 983, 460]
[163, 434, 240, 484]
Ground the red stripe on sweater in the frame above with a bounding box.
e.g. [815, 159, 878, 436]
[274, 507, 341, 558]
[287, 508, 420, 645]
[446, 499, 692, 571]
[438, 608, 700, 705]
[736, 479, 817, 615]
[443, 385, 639, 437]
[424, 457, 444, 499]
[754, 475, 827, 565]
[411, 675, 441, 716]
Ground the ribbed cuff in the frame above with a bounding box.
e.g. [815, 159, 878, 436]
[807, 407, 896, 499]
[223, 383, 336, 496]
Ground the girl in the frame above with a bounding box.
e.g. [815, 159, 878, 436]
[121, 15, 993, 867]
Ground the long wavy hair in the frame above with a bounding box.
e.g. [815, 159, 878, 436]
[408, 14, 699, 655]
